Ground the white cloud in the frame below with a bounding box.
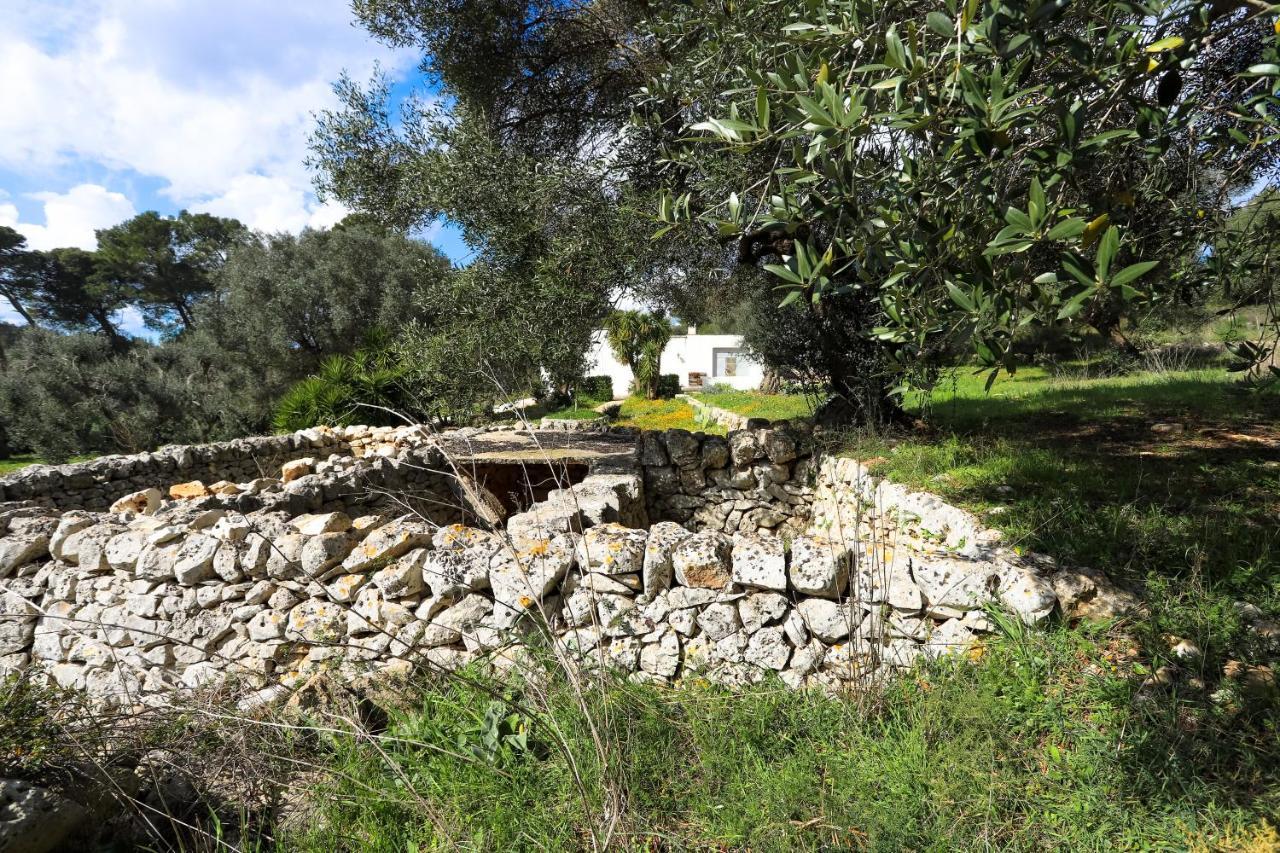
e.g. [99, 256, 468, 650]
[0, 0, 411, 233]
[0, 184, 136, 250]
[200, 174, 350, 234]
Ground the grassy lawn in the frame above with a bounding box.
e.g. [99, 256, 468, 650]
[0, 454, 98, 474]
[282, 626, 1278, 851]
[692, 388, 817, 422]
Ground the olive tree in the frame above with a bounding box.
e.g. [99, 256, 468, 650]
[644, 0, 1280, 415]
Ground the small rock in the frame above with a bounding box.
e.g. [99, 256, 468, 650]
[280, 458, 315, 483]
[110, 487, 162, 515]
[169, 480, 209, 500]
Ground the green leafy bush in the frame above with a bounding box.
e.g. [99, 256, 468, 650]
[579, 375, 613, 402]
[272, 333, 411, 432]
[656, 374, 680, 399]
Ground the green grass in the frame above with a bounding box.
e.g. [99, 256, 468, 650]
[692, 389, 817, 422]
[843, 366, 1280, 665]
[283, 625, 1278, 851]
[0, 454, 98, 474]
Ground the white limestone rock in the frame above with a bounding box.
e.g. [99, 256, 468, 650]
[642, 521, 688, 597]
[696, 602, 742, 641]
[924, 618, 977, 659]
[285, 600, 345, 643]
[788, 535, 852, 599]
[110, 487, 162, 516]
[639, 626, 681, 678]
[291, 511, 352, 536]
[173, 535, 220, 585]
[730, 533, 787, 591]
[796, 598, 863, 643]
[996, 563, 1057, 626]
[744, 625, 791, 670]
[575, 523, 647, 576]
[911, 554, 999, 614]
[739, 592, 789, 634]
[341, 518, 432, 573]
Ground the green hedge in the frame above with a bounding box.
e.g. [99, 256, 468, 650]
[657, 374, 680, 399]
[579, 375, 613, 401]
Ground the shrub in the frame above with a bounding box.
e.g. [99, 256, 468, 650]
[656, 374, 681, 399]
[579, 375, 613, 402]
[273, 333, 412, 432]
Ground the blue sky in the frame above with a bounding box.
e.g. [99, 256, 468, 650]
[0, 0, 469, 331]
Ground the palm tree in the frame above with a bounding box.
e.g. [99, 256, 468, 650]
[604, 310, 673, 400]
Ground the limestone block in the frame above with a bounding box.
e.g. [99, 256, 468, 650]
[739, 591, 789, 634]
[575, 523, 646, 576]
[788, 535, 852, 599]
[672, 531, 733, 589]
[280, 458, 314, 483]
[641, 521, 688, 597]
[730, 533, 787, 591]
[924, 618, 977, 658]
[110, 487, 162, 515]
[104, 530, 147, 572]
[291, 511, 352, 536]
[911, 554, 999, 614]
[796, 598, 863, 643]
[728, 430, 763, 466]
[338, 518, 431, 574]
[420, 549, 490, 599]
[1051, 564, 1140, 621]
[300, 532, 356, 579]
[286, 600, 346, 643]
[852, 556, 925, 613]
[745, 625, 790, 670]
[663, 429, 702, 468]
[639, 626, 681, 678]
[173, 535, 219, 585]
[49, 516, 92, 561]
[0, 534, 49, 578]
[169, 480, 209, 500]
[996, 564, 1057, 625]
[696, 602, 741, 640]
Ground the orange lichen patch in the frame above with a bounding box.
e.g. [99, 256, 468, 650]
[519, 595, 534, 608]
[681, 563, 730, 589]
[169, 481, 209, 500]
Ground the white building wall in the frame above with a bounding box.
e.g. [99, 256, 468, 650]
[584, 330, 765, 398]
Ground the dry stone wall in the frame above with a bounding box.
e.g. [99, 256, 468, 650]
[0, 425, 452, 511]
[639, 423, 815, 536]
[0, 423, 1138, 709]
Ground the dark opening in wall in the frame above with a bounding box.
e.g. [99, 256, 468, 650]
[464, 461, 591, 516]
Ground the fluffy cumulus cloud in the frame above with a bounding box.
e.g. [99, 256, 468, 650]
[0, 184, 136, 250]
[0, 0, 411, 237]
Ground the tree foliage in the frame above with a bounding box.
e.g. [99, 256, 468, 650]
[604, 310, 673, 399]
[0, 218, 455, 459]
[646, 0, 1280, 398]
[95, 210, 250, 334]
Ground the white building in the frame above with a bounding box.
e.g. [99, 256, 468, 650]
[586, 327, 765, 398]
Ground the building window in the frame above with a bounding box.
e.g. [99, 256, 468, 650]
[713, 348, 745, 377]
